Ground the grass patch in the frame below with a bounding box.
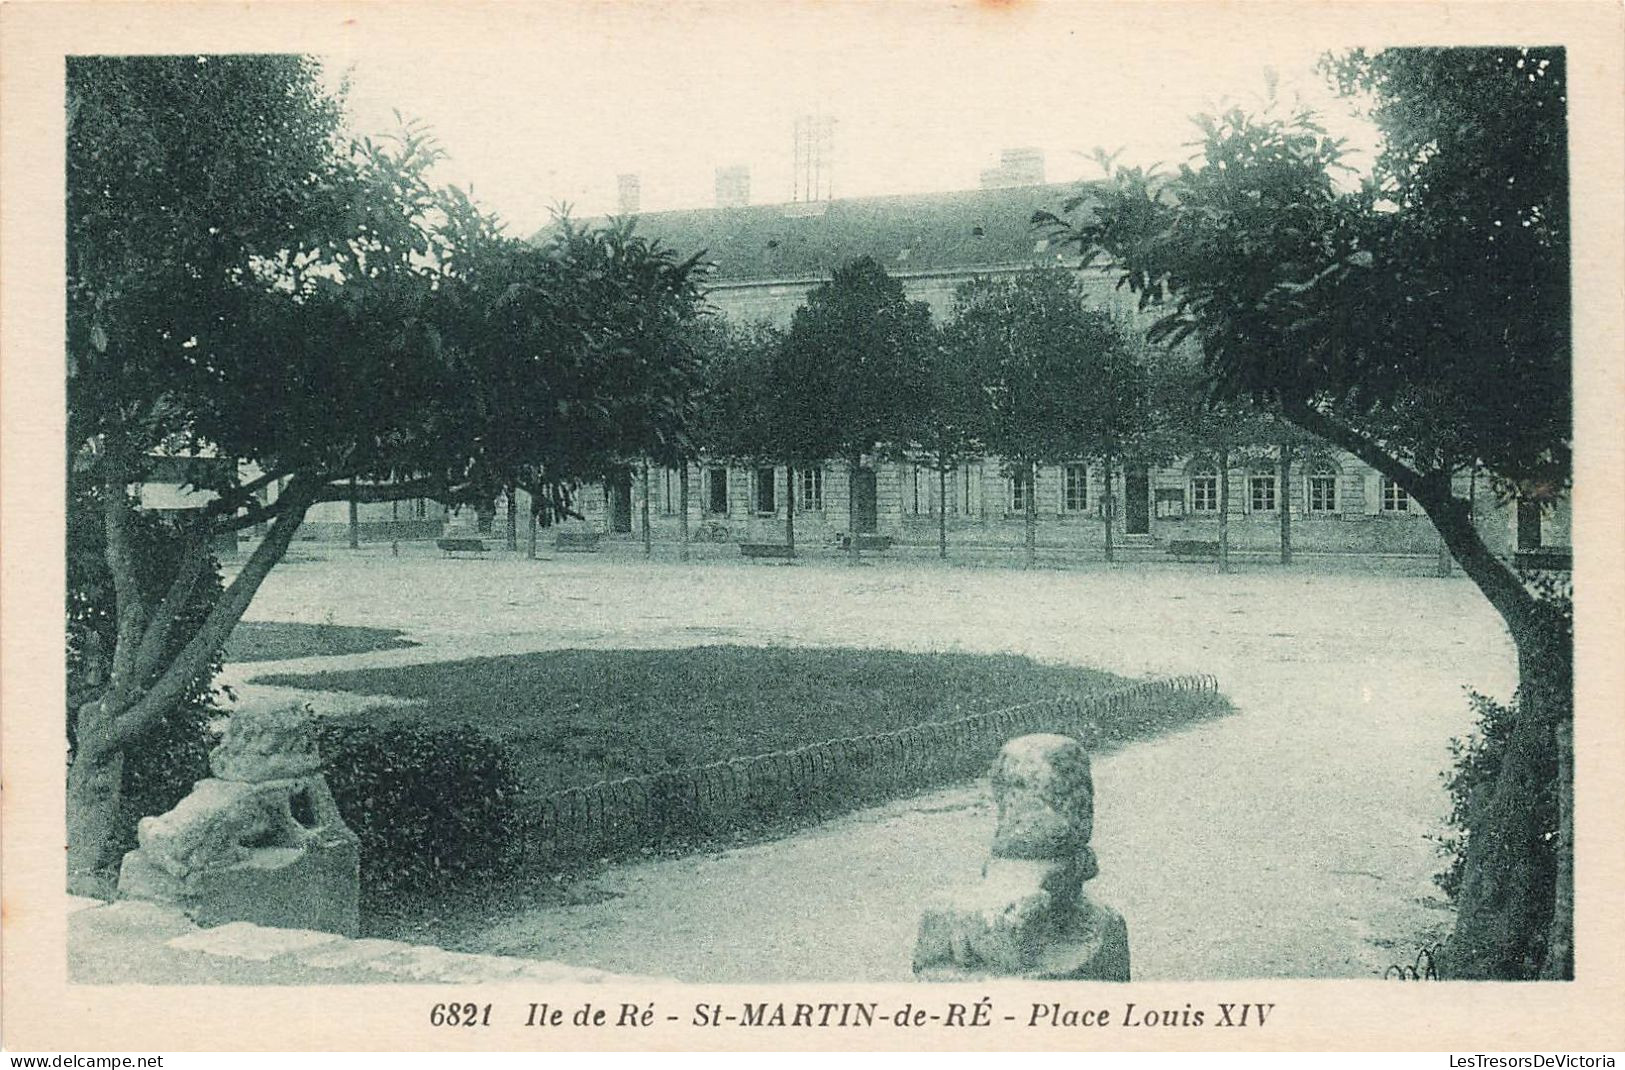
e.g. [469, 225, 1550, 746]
[256, 645, 1224, 794]
[224, 620, 417, 663]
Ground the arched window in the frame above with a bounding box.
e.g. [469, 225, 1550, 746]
[1188, 463, 1218, 513]
[1306, 459, 1339, 514]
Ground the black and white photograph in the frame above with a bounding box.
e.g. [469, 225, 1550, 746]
[3, 0, 1622, 1056]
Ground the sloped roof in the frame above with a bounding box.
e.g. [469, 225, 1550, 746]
[533, 181, 1101, 284]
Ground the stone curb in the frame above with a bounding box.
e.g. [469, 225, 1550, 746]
[73, 898, 661, 985]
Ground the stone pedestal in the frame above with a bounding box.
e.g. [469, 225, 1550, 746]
[117, 703, 360, 937]
[913, 734, 1129, 981]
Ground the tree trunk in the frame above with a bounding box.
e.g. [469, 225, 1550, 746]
[1427, 503, 1570, 979]
[1101, 454, 1114, 564]
[65, 478, 319, 878]
[1542, 716, 1574, 980]
[526, 498, 538, 560]
[1279, 401, 1571, 979]
[65, 701, 126, 889]
[1445, 623, 1572, 979]
[785, 463, 797, 557]
[938, 465, 948, 560]
[679, 464, 691, 563]
[347, 477, 359, 549]
[1217, 446, 1231, 574]
[640, 462, 652, 558]
[1279, 443, 1293, 566]
[1025, 460, 1037, 569]
[506, 488, 518, 552]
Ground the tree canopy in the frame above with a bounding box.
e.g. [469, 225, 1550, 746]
[781, 256, 933, 463]
[65, 54, 710, 881]
[1039, 46, 1572, 979]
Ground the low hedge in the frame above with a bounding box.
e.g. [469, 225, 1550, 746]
[316, 718, 524, 893]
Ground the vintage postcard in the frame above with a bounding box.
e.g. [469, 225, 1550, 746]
[3, 0, 1623, 1055]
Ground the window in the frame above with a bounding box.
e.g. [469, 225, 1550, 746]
[1064, 464, 1088, 512]
[755, 466, 776, 514]
[1009, 469, 1031, 513]
[906, 466, 930, 516]
[1155, 488, 1185, 518]
[707, 467, 728, 514]
[1381, 477, 1410, 513]
[800, 467, 823, 511]
[1190, 468, 1218, 512]
[961, 466, 979, 516]
[1249, 474, 1277, 512]
[1307, 462, 1338, 513]
[661, 469, 678, 515]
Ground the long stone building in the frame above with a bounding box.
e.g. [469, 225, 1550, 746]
[536, 168, 1564, 564]
[301, 160, 1567, 566]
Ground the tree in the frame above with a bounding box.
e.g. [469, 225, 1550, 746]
[781, 257, 932, 561]
[943, 270, 1120, 568]
[1072, 310, 1155, 564]
[67, 54, 359, 886]
[1040, 48, 1571, 977]
[1138, 344, 1289, 572]
[440, 210, 708, 549]
[909, 326, 986, 559]
[688, 319, 797, 548]
[66, 56, 706, 884]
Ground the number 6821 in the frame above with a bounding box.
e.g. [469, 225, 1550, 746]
[430, 1002, 493, 1027]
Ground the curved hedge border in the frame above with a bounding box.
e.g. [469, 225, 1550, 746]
[524, 674, 1224, 863]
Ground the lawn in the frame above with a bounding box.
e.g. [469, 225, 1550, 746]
[224, 621, 417, 662]
[256, 645, 1229, 794]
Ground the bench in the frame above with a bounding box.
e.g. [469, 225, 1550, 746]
[554, 531, 601, 553]
[1514, 548, 1571, 572]
[437, 537, 488, 557]
[1167, 539, 1220, 560]
[739, 542, 795, 559]
[840, 533, 895, 552]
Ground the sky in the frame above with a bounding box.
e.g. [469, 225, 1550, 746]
[328, 3, 1381, 238]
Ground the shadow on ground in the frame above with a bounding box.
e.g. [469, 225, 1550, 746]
[224, 621, 418, 663]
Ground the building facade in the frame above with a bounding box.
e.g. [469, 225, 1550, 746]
[545, 175, 1565, 564]
[276, 170, 1564, 564]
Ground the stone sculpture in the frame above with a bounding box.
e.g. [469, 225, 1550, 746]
[913, 733, 1129, 980]
[117, 702, 360, 936]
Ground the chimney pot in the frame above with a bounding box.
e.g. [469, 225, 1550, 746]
[715, 165, 750, 209]
[616, 173, 641, 215]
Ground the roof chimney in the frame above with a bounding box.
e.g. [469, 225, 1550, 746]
[616, 173, 641, 215]
[715, 165, 750, 209]
[979, 147, 1046, 189]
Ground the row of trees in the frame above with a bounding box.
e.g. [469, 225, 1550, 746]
[684, 258, 1324, 569]
[66, 56, 709, 883]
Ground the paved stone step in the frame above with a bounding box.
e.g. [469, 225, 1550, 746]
[69, 898, 660, 985]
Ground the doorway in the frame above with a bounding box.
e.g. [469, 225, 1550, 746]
[1516, 499, 1543, 550]
[852, 467, 878, 533]
[1124, 468, 1151, 535]
[609, 472, 633, 534]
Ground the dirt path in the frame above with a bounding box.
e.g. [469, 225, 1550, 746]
[232, 546, 1517, 980]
